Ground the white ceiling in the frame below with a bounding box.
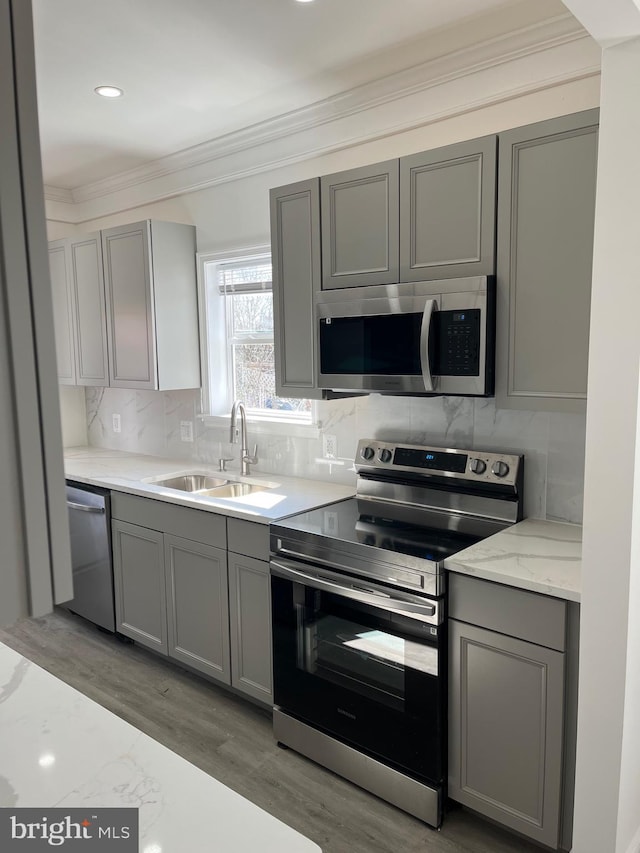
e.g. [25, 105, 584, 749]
[33, 0, 522, 190]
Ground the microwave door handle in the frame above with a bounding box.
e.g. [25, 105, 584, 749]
[420, 299, 438, 392]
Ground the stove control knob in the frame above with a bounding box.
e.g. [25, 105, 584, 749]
[491, 460, 510, 478]
[379, 448, 393, 463]
[469, 458, 487, 475]
[361, 446, 375, 461]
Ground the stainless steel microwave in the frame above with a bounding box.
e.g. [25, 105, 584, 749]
[316, 276, 495, 396]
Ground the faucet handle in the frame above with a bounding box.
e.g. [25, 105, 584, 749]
[244, 444, 258, 465]
[218, 457, 234, 472]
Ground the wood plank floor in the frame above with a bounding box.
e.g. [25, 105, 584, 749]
[0, 609, 544, 853]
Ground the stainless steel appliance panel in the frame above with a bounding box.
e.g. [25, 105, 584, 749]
[316, 276, 494, 396]
[65, 483, 115, 632]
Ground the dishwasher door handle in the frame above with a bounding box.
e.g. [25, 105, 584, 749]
[66, 501, 106, 514]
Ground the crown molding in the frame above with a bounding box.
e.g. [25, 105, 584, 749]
[43, 12, 600, 221]
[43, 185, 73, 204]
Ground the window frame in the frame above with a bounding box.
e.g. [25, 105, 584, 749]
[197, 247, 319, 435]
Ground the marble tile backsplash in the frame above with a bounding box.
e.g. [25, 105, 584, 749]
[83, 388, 586, 524]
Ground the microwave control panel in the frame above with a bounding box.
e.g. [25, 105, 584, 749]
[436, 309, 480, 376]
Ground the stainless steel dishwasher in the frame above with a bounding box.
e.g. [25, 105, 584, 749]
[64, 482, 115, 632]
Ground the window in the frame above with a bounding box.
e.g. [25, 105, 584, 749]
[199, 250, 312, 423]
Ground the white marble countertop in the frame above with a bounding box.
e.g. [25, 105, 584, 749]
[0, 642, 320, 852]
[444, 517, 582, 602]
[64, 446, 354, 524]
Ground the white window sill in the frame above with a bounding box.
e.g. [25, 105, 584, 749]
[198, 413, 320, 440]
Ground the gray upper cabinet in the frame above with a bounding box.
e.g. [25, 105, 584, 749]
[69, 233, 109, 386]
[101, 219, 200, 390]
[400, 135, 497, 281]
[270, 179, 324, 399]
[50, 234, 109, 386]
[50, 219, 200, 390]
[49, 239, 76, 385]
[496, 109, 599, 412]
[321, 160, 399, 289]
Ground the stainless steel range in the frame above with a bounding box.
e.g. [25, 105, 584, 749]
[270, 438, 524, 827]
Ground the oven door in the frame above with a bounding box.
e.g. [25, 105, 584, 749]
[271, 557, 445, 785]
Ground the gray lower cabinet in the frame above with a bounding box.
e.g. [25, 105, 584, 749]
[496, 109, 599, 412]
[112, 519, 167, 654]
[165, 534, 230, 684]
[227, 517, 273, 704]
[111, 495, 273, 705]
[320, 160, 400, 289]
[228, 553, 272, 704]
[448, 573, 570, 850]
[270, 178, 325, 400]
[113, 520, 230, 682]
[400, 135, 497, 281]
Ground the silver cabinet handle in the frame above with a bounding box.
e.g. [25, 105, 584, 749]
[66, 501, 105, 514]
[420, 298, 438, 392]
[270, 558, 436, 622]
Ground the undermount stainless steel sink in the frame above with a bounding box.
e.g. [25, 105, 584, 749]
[198, 482, 271, 498]
[146, 472, 278, 499]
[150, 473, 229, 491]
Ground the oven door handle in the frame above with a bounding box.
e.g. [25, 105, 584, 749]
[270, 559, 437, 620]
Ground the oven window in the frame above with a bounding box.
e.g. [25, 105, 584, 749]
[297, 605, 437, 714]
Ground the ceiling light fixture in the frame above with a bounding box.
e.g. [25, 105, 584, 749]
[295, 0, 315, 3]
[94, 85, 124, 98]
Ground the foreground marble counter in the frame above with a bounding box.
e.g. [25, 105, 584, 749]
[65, 446, 354, 524]
[0, 641, 320, 852]
[444, 518, 582, 602]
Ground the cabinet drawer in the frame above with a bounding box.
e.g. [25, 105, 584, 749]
[227, 517, 269, 560]
[448, 573, 566, 651]
[111, 493, 226, 549]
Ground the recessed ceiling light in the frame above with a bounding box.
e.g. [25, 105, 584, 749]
[295, 0, 315, 3]
[94, 85, 124, 98]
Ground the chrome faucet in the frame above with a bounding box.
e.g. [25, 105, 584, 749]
[229, 400, 258, 475]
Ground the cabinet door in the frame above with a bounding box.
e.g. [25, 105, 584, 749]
[321, 160, 399, 289]
[49, 240, 76, 384]
[448, 619, 565, 848]
[496, 109, 599, 412]
[164, 534, 231, 684]
[102, 220, 157, 389]
[69, 233, 109, 386]
[400, 136, 497, 281]
[228, 553, 272, 704]
[112, 520, 167, 653]
[270, 179, 324, 399]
